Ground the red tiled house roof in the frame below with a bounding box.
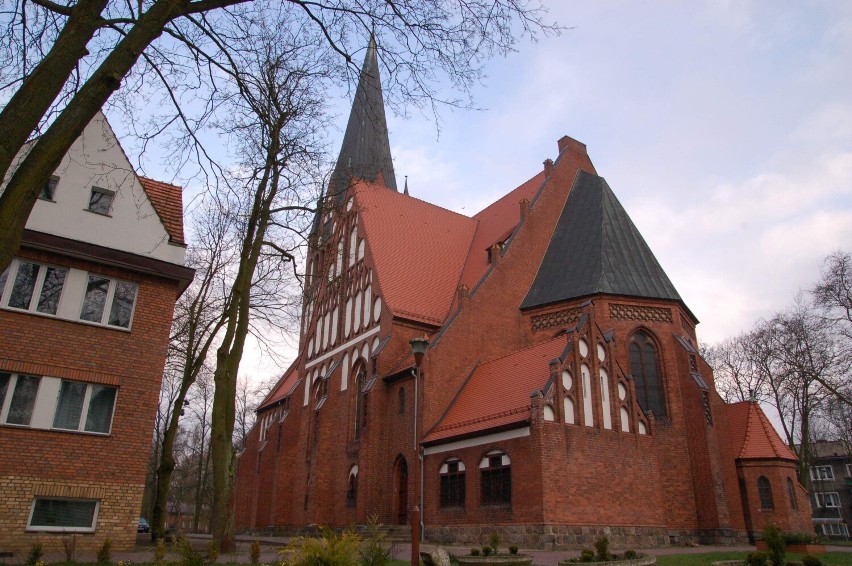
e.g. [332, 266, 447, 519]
[726, 401, 797, 461]
[425, 337, 566, 443]
[139, 177, 186, 245]
[258, 358, 302, 410]
[354, 180, 477, 326]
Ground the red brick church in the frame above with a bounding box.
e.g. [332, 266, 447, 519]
[233, 40, 812, 547]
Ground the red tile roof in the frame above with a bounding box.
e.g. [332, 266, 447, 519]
[139, 177, 186, 245]
[258, 359, 301, 410]
[459, 172, 546, 289]
[425, 337, 565, 443]
[354, 180, 477, 325]
[726, 401, 798, 461]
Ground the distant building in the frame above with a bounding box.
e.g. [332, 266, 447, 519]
[0, 112, 193, 554]
[233, 40, 813, 547]
[809, 440, 851, 539]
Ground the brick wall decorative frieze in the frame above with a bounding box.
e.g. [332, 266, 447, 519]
[530, 307, 583, 331]
[609, 303, 672, 323]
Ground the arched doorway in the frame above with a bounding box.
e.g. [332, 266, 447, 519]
[393, 456, 409, 525]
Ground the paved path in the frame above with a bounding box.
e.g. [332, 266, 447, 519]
[34, 534, 852, 566]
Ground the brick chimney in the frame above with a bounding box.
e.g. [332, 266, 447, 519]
[519, 198, 530, 220]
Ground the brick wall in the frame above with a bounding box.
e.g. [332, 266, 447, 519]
[0, 247, 178, 554]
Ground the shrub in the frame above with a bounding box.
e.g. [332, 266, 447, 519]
[96, 539, 112, 564]
[177, 537, 208, 566]
[470, 548, 480, 557]
[25, 542, 43, 566]
[62, 535, 77, 562]
[278, 526, 361, 566]
[763, 525, 785, 566]
[155, 539, 166, 564]
[579, 549, 595, 563]
[623, 550, 638, 560]
[488, 533, 501, 554]
[508, 546, 518, 556]
[206, 540, 219, 562]
[801, 555, 822, 566]
[783, 532, 818, 545]
[594, 535, 609, 562]
[250, 540, 261, 565]
[482, 547, 492, 556]
[360, 517, 392, 566]
[746, 551, 769, 566]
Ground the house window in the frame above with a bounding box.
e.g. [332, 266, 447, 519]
[757, 476, 774, 510]
[53, 381, 117, 434]
[41, 176, 59, 201]
[815, 492, 841, 508]
[87, 187, 114, 215]
[811, 465, 834, 481]
[847, 463, 852, 478]
[80, 275, 138, 328]
[1, 260, 67, 315]
[480, 451, 511, 506]
[440, 458, 465, 508]
[346, 466, 358, 507]
[787, 477, 797, 511]
[821, 523, 849, 537]
[0, 373, 41, 426]
[28, 498, 98, 532]
[398, 386, 405, 414]
[628, 331, 666, 418]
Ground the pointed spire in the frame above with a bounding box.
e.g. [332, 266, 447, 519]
[404, 175, 409, 196]
[328, 36, 397, 204]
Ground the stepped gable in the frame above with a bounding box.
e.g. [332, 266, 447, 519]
[138, 177, 185, 244]
[425, 337, 565, 443]
[521, 170, 682, 310]
[726, 401, 798, 461]
[459, 171, 546, 289]
[354, 179, 476, 326]
[328, 36, 397, 202]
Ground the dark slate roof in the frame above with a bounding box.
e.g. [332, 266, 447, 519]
[328, 36, 397, 202]
[520, 170, 682, 310]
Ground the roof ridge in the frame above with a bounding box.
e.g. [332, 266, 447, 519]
[472, 170, 545, 219]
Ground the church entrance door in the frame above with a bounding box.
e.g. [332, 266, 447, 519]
[394, 457, 408, 525]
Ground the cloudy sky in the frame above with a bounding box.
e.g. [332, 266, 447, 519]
[388, 1, 852, 339]
[155, 1, 852, 382]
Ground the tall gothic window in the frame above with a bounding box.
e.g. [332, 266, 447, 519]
[758, 476, 774, 510]
[440, 458, 465, 508]
[354, 362, 368, 440]
[346, 466, 358, 507]
[786, 477, 797, 510]
[628, 331, 666, 418]
[480, 451, 511, 506]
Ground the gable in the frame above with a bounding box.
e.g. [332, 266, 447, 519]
[23, 112, 185, 266]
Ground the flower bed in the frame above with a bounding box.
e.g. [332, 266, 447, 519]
[754, 541, 826, 554]
[455, 554, 534, 566]
[558, 554, 655, 566]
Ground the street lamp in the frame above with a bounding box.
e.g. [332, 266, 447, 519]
[409, 335, 429, 566]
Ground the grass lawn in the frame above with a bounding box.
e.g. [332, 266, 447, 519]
[654, 552, 852, 566]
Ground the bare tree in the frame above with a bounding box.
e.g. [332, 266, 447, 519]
[0, 0, 558, 271]
[704, 332, 768, 403]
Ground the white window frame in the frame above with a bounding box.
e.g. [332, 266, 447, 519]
[0, 373, 41, 426]
[52, 380, 118, 435]
[811, 465, 834, 481]
[0, 259, 67, 316]
[79, 274, 138, 329]
[815, 492, 841, 508]
[86, 186, 115, 216]
[821, 523, 849, 537]
[846, 463, 852, 478]
[27, 498, 99, 532]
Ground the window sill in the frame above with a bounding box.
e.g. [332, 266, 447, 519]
[27, 526, 96, 533]
[0, 305, 133, 332]
[0, 423, 112, 436]
[438, 506, 466, 512]
[479, 503, 512, 510]
[84, 208, 112, 217]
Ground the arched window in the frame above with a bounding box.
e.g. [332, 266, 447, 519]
[786, 477, 797, 510]
[628, 331, 666, 418]
[346, 465, 358, 507]
[480, 450, 511, 506]
[758, 476, 774, 509]
[440, 458, 465, 508]
[354, 362, 368, 439]
[399, 386, 406, 415]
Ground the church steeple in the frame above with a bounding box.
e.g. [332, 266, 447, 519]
[328, 36, 397, 203]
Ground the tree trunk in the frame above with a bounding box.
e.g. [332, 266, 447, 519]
[0, 0, 189, 272]
[0, 0, 109, 187]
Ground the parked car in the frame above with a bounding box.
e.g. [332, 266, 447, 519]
[138, 518, 150, 533]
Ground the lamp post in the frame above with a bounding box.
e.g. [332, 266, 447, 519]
[409, 335, 429, 566]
